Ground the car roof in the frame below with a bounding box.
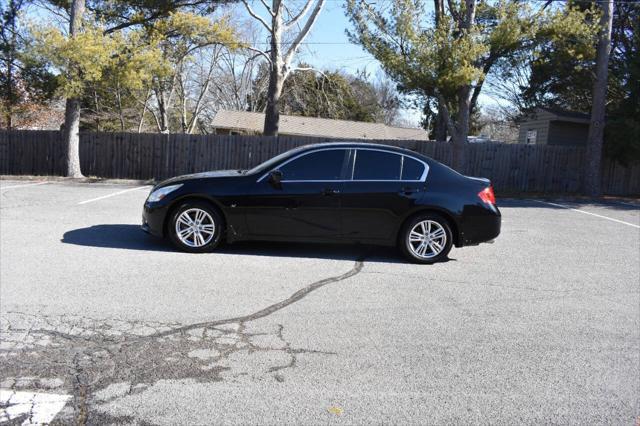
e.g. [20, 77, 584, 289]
[296, 142, 423, 157]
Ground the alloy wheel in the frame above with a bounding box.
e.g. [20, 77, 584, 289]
[407, 220, 447, 259]
[174, 208, 216, 248]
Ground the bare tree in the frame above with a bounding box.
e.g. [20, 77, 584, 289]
[176, 46, 223, 133]
[203, 19, 270, 118]
[62, 0, 85, 177]
[174, 21, 267, 134]
[584, 0, 614, 196]
[371, 73, 401, 126]
[241, 0, 325, 136]
[212, 47, 267, 113]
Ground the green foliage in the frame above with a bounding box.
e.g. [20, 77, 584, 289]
[605, 118, 640, 165]
[521, 2, 640, 163]
[87, 0, 219, 33]
[32, 11, 237, 99]
[150, 12, 240, 62]
[1, 0, 58, 128]
[33, 23, 122, 98]
[521, 5, 599, 110]
[347, 0, 533, 98]
[345, 0, 598, 132]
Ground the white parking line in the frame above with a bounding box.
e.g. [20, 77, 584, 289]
[531, 199, 640, 229]
[78, 186, 150, 205]
[0, 181, 48, 190]
[0, 389, 71, 424]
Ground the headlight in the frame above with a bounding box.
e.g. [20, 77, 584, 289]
[147, 184, 182, 203]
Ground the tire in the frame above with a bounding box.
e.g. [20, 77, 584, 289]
[168, 200, 223, 253]
[399, 213, 453, 264]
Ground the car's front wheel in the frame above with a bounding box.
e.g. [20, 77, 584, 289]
[168, 201, 223, 253]
[400, 213, 453, 264]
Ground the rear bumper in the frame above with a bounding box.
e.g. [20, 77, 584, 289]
[142, 202, 168, 237]
[458, 204, 501, 246]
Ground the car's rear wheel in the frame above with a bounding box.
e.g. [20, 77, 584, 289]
[400, 213, 453, 264]
[168, 201, 223, 253]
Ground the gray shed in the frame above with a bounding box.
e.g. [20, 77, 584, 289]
[517, 108, 590, 146]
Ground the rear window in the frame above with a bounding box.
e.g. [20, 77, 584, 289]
[401, 156, 425, 180]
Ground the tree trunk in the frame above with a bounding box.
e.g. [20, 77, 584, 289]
[4, 0, 17, 130]
[434, 103, 447, 142]
[62, 0, 85, 177]
[6, 47, 14, 130]
[115, 84, 125, 131]
[451, 0, 476, 173]
[63, 98, 82, 177]
[584, 0, 614, 197]
[155, 89, 170, 133]
[263, 2, 284, 137]
[249, 0, 324, 136]
[264, 64, 284, 136]
[450, 130, 466, 172]
[451, 86, 471, 172]
[137, 90, 151, 133]
[93, 90, 101, 131]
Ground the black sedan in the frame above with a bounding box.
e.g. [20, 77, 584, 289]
[142, 142, 500, 263]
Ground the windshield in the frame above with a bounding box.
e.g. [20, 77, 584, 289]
[245, 146, 310, 176]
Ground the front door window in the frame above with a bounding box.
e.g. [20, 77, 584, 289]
[278, 149, 347, 181]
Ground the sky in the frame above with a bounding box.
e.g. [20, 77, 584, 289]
[298, 1, 382, 74]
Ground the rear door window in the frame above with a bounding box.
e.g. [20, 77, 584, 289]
[353, 150, 401, 180]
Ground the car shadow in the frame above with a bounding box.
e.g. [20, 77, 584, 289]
[62, 224, 175, 252]
[61, 224, 440, 264]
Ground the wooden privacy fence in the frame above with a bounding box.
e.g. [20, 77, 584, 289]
[1, 130, 639, 195]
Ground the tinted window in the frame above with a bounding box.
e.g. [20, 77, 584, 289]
[353, 150, 401, 180]
[279, 149, 345, 180]
[402, 156, 425, 180]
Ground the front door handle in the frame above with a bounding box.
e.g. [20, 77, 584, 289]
[322, 188, 340, 196]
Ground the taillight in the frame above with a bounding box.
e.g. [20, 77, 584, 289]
[478, 186, 496, 205]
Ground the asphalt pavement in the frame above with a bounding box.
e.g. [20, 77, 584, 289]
[0, 179, 638, 425]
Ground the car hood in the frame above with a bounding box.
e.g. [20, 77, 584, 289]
[156, 170, 244, 187]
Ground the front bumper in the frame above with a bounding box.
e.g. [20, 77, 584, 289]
[142, 202, 168, 237]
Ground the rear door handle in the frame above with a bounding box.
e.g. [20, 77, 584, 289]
[400, 187, 419, 195]
[322, 188, 340, 196]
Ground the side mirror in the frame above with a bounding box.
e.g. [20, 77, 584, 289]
[268, 169, 283, 189]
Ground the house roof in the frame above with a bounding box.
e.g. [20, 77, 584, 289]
[539, 107, 590, 121]
[210, 110, 428, 140]
[517, 107, 591, 125]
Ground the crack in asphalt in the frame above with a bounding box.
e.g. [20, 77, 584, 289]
[145, 257, 365, 341]
[0, 257, 366, 424]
